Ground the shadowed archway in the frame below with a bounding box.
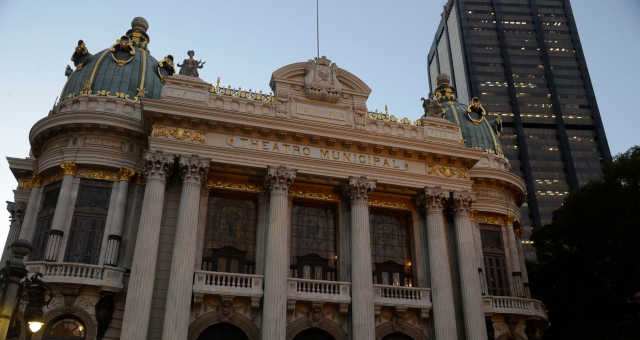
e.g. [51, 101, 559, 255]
[292, 327, 335, 340]
[382, 332, 414, 340]
[196, 322, 249, 340]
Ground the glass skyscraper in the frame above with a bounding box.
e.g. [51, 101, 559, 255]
[428, 0, 611, 228]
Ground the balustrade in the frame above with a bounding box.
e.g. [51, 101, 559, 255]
[25, 261, 125, 290]
[373, 284, 432, 310]
[287, 278, 351, 304]
[193, 270, 263, 298]
[483, 295, 548, 320]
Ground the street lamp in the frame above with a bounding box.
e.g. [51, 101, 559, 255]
[0, 240, 51, 337]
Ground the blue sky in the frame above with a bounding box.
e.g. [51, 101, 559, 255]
[0, 0, 638, 250]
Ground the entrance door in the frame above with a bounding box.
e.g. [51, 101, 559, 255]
[196, 323, 249, 340]
[292, 328, 335, 340]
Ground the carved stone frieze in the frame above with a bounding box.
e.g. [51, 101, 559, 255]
[152, 125, 206, 143]
[304, 56, 342, 103]
[77, 168, 119, 181]
[345, 176, 376, 201]
[178, 154, 209, 184]
[264, 165, 296, 193]
[143, 150, 174, 181]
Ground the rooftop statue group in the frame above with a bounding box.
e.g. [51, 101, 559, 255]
[178, 50, 206, 77]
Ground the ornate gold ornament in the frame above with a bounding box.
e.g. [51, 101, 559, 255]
[134, 171, 145, 185]
[60, 162, 78, 176]
[118, 168, 136, 182]
[427, 164, 469, 179]
[466, 97, 487, 126]
[209, 77, 275, 104]
[17, 178, 34, 190]
[206, 179, 262, 193]
[31, 174, 42, 188]
[77, 168, 119, 181]
[152, 125, 206, 143]
[369, 199, 411, 211]
[470, 211, 516, 227]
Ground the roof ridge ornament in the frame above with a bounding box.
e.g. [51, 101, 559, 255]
[304, 56, 342, 103]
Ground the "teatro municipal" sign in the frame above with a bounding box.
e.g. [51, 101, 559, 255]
[225, 136, 409, 171]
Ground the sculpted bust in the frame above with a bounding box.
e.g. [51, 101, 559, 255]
[304, 56, 342, 103]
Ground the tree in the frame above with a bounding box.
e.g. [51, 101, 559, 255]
[529, 146, 640, 340]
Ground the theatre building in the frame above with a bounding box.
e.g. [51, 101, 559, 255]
[3, 17, 546, 340]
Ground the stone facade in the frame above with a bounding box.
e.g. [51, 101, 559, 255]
[2, 18, 547, 340]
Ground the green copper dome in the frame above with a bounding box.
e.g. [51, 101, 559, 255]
[60, 17, 175, 102]
[423, 75, 504, 156]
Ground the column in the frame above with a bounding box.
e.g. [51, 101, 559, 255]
[453, 191, 487, 340]
[505, 225, 524, 297]
[18, 174, 42, 245]
[103, 168, 135, 266]
[424, 186, 458, 340]
[261, 165, 296, 340]
[120, 151, 173, 340]
[1, 202, 26, 264]
[0, 241, 30, 339]
[347, 176, 376, 340]
[162, 155, 209, 340]
[44, 162, 77, 261]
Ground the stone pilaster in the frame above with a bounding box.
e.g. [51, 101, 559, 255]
[121, 151, 173, 340]
[44, 162, 77, 261]
[346, 176, 376, 340]
[18, 174, 41, 246]
[162, 155, 209, 340]
[261, 165, 296, 340]
[103, 168, 135, 266]
[424, 186, 458, 340]
[453, 191, 487, 340]
[506, 225, 524, 297]
[1, 202, 26, 264]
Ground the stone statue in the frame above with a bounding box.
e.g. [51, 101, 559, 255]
[178, 50, 205, 77]
[421, 92, 446, 118]
[71, 40, 90, 69]
[65, 65, 73, 77]
[157, 55, 176, 77]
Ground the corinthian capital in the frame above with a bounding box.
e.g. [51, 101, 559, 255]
[265, 166, 296, 193]
[452, 190, 475, 215]
[346, 176, 377, 201]
[423, 186, 448, 211]
[143, 150, 174, 181]
[60, 162, 78, 176]
[178, 154, 209, 184]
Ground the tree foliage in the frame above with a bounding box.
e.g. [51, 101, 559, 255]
[529, 146, 640, 339]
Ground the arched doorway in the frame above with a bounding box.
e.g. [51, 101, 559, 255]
[292, 328, 335, 340]
[43, 316, 86, 340]
[382, 332, 414, 340]
[196, 322, 249, 340]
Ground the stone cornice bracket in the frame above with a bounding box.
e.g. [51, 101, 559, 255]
[178, 154, 210, 184]
[264, 165, 296, 193]
[452, 190, 475, 216]
[60, 162, 78, 176]
[118, 167, 136, 182]
[422, 186, 449, 211]
[345, 176, 377, 202]
[142, 150, 174, 181]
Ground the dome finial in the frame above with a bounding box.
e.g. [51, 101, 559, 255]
[131, 17, 149, 33]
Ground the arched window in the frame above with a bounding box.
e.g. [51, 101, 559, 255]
[203, 193, 258, 274]
[44, 317, 86, 340]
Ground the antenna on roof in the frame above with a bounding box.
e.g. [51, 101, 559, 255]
[316, 0, 320, 59]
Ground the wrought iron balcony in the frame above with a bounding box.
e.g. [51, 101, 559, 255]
[24, 261, 125, 291]
[483, 295, 548, 320]
[193, 270, 263, 298]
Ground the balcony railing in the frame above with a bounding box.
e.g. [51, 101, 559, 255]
[193, 270, 263, 298]
[373, 284, 432, 310]
[484, 295, 548, 320]
[25, 261, 125, 290]
[287, 278, 351, 304]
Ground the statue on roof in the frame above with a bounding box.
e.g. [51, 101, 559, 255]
[71, 40, 90, 70]
[178, 50, 205, 77]
[157, 55, 176, 78]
